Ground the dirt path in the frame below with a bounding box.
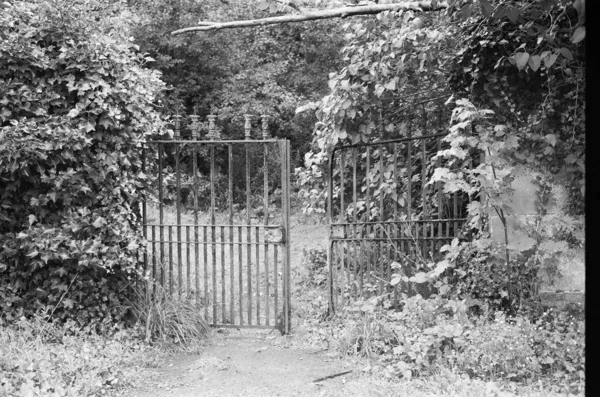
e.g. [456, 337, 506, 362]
[127, 330, 363, 397]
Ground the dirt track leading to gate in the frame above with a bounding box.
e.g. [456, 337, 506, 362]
[126, 218, 377, 397]
[126, 329, 365, 397]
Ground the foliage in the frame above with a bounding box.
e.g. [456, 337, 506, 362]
[299, 247, 328, 287]
[0, 314, 161, 397]
[0, 0, 165, 324]
[446, 0, 586, 215]
[327, 293, 584, 393]
[131, 0, 345, 166]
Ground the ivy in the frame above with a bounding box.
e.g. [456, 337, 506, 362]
[0, 0, 166, 326]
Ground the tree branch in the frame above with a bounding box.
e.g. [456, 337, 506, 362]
[171, 1, 448, 35]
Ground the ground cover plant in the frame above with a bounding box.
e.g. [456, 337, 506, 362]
[0, 313, 165, 396]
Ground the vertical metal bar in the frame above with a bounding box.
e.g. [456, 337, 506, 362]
[210, 144, 217, 323]
[186, 225, 190, 298]
[453, 190, 458, 237]
[327, 150, 335, 314]
[352, 148, 358, 297]
[142, 147, 148, 274]
[340, 153, 345, 223]
[283, 140, 291, 333]
[255, 225, 260, 325]
[421, 137, 428, 255]
[193, 143, 200, 307]
[392, 144, 398, 303]
[176, 142, 182, 298]
[263, 141, 270, 326]
[273, 244, 278, 323]
[378, 144, 385, 295]
[158, 144, 165, 287]
[365, 146, 371, 290]
[238, 225, 243, 325]
[221, 225, 226, 323]
[437, 137, 443, 234]
[204, 224, 208, 321]
[152, 225, 156, 289]
[229, 144, 235, 324]
[246, 142, 252, 325]
[168, 224, 173, 296]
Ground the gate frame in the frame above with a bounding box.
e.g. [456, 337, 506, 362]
[142, 136, 292, 334]
[326, 132, 469, 314]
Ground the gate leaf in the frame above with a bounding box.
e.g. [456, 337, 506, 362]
[571, 26, 585, 43]
[559, 47, 574, 61]
[514, 52, 529, 71]
[528, 55, 541, 71]
[480, 0, 492, 18]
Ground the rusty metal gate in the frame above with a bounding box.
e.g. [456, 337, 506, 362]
[326, 104, 475, 312]
[142, 114, 291, 333]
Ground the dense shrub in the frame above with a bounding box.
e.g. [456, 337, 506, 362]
[0, 0, 165, 326]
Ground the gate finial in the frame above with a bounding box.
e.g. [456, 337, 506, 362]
[261, 114, 269, 139]
[173, 114, 182, 139]
[244, 114, 252, 140]
[207, 115, 218, 140]
[190, 114, 200, 140]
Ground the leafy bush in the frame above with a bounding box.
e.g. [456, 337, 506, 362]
[327, 292, 584, 393]
[0, 0, 165, 324]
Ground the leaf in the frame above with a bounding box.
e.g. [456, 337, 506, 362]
[461, 4, 472, 19]
[571, 26, 585, 43]
[545, 134, 557, 146]
[92, 217, 106, 228]
[514, 52, 529, 71]
[67, 109, 79, 118]
[409, 272, 428, 284]
[28, 214, 37, 226]
[507, 7, 520, 23]
[544, 53, 558, 68]
[62, 298, 75, 309]
[528, 55, 541, 72]
[257, 1, 269, 11]
[559, 47, 574, 61]
[480, 0, 493, 18]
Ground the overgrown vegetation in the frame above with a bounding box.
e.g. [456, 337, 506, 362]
[0, 0, 585, 395]
[297, 243, 585, 395]
[0, 313, 165, 396]
[0, 0, 165, 326]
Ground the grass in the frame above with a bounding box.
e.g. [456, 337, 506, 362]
[127, 276, 211, 348]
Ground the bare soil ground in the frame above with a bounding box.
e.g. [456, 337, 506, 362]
[127, 329, 369, 397]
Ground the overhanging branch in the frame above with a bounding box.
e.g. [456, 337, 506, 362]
[171, 1, 448, 35]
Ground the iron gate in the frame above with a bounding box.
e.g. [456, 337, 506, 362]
[326, 130, 473, 313]
[142, 114, 291, 333]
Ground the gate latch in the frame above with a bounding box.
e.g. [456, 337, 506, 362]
[265, 226, 285, 244]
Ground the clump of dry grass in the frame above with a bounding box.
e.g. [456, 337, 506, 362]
[128, 274, 211, 348]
